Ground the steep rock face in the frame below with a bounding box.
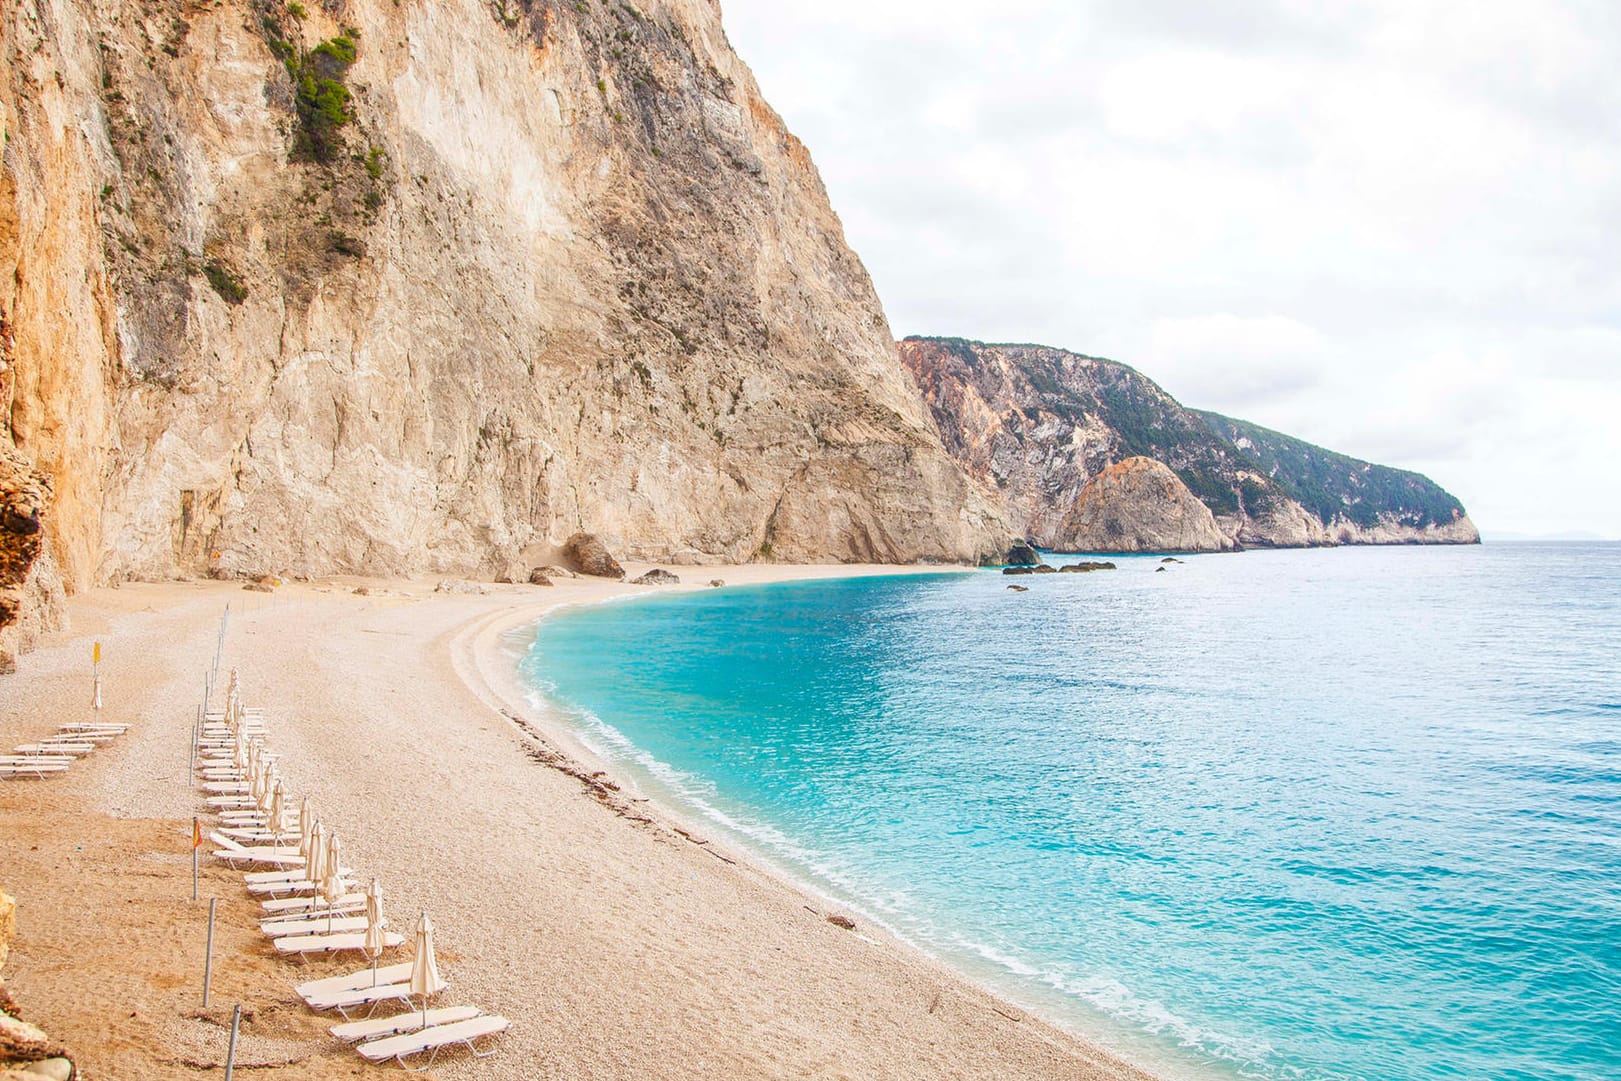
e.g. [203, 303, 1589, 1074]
[0, 444, 66, 664]
[899, 337, 1477, 550]
[0, 0, 1009, 634]
[1057, 457, 1234, 553]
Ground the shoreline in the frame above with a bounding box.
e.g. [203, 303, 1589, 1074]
[0, 565, 1165, 1080]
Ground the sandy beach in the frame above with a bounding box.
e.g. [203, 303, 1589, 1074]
[0, 565, 1162, 1080]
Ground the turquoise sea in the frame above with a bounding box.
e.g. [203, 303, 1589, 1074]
[518, 544, 1620, 1081]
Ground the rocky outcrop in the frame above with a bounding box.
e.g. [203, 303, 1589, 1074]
[900, 336, 1477, 550]
[563, 533, 624, 580]
[1003, 540, 1042, 566]
[1058, 458, 1235, 553]
[631, 568, 679, 585]
[0, 889, 75, 1079]
[0, 0, 1010, 645]
[527, 568, 554, 587]
[0, 447, 65, 667]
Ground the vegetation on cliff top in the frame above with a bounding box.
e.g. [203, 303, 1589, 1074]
[1195, 411, 1465, 529]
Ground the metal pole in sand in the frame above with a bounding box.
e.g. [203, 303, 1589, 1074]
[223, 1003, 242, 1080]
[203, 898, 217, 1006]
[192, 817, 200, 901]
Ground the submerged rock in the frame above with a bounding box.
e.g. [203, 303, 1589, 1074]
[1033, 564, 1057, 574]
[563, 533, 625, 580]
[1059, 561, 1117, 573]
[1002, 566, 1035, 576]
[632, 568, 680, 586]
[1006, 584, 1029, 592]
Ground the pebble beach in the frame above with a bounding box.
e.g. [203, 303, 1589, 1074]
[0, 569, 1161, 1080]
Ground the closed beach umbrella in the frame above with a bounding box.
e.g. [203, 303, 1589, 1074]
[321, 833, 344, 930]
[258, 764, 279, 816]
[298, 798, 313, 860]
[267, 779, 285, 842]
[308, 821, 326, 887]
[409, 911, 446, 1026]
[232, 732, 248, 775]
[363, 878, 385, 985]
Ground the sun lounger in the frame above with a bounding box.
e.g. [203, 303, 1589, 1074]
[263, 892, 365, 916]
[215, 848, 305, 867]
[295, 961, 412, 1000]
[202, 782, 250, 795]
[304, 979, 439, 1019]
[273, 930, 403, 957]
[53, 729, 120, 742]
[0, 754, 74, 766]
[331, 1005, 482, 1044]
[244, 864, 352, 885]
[210, 831, 305, 863]
[355, 1014, 509, 1069]
[245, 878, 323, 898]
[0, 760, 71, 779]
[60, 721, 128, 732]
[260, 914, 369, 937]
[14, 742, 95, 755]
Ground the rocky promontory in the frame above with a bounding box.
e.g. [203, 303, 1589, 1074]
[899, 336, 1478, 552]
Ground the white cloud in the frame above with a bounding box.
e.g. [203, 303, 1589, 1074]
[721, 0, 1621, 537]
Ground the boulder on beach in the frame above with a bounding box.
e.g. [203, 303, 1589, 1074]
[563, 533, 625, 580]
[708, 579, 725, 588]
[632, 569, 680, 586]
[527, 569, 554, 587]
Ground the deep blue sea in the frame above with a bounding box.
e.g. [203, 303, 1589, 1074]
[518, 544, 1621, 1081]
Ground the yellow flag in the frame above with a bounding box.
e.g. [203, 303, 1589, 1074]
[93, 642, 101, 664]
[193, 818, 202, 849]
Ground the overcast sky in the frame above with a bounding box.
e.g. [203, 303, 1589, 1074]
[720, 1, 1621, 538]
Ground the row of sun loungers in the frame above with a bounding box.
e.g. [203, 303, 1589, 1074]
[195, 672, 508, 1069]
[0, 722, 128, 780]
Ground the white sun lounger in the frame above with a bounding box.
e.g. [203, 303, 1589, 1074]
[305, 979, 443, 1019]
[296, 961, 413, 1000]
[202, 782, 250, 794]
[14, 742, 95, 756]
[0, 760, 71, 779]
[355, 1014, 509, 1069]
[262, 892, 365, 916]
[244, 864, 352, 885]
[60, 721, 128, 732]
[53, 729, 120, 743]
[332, 1005, 482, 1044]
[1, 753, 75, 764]
[261, 914, 369, 937]
[273, 930, 403, 957]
